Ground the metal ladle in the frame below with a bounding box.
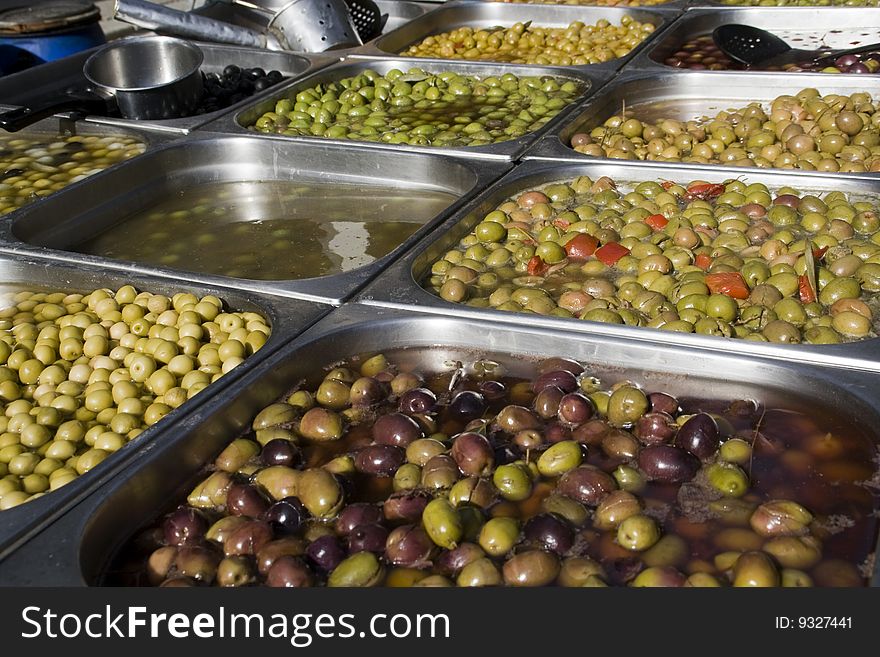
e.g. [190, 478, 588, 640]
[712, 24, 880, 69]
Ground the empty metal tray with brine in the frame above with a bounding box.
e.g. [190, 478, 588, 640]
[0, 134, 506, 303]
[0, 304, 877, 586]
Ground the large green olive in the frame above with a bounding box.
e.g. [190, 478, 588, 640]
[607, 386, 649, 427]
[422, 498, 463, 549]
[328, 552, 384, 587]
[297, 468, 344, 518]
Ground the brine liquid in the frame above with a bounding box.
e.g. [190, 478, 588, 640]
[74, 180, 456, 280]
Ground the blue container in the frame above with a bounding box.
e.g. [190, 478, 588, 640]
[0, 1, 105, 76]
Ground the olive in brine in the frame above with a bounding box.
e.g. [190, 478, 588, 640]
[336, 503, 383, 536]
[347, 524, 391, 555]
[502, 550, 560, 587]
[450, 431, 494, 476]
[372, 412, 423, 447]
[494, 405, 540, 433]
[264, 496, 307, 535]
[398, 388, 437, 415]
[492, 463, 533, 501]
[557, 465, 617, 506]
[385, 525, 436, 568]
[457, 557, 502, 587]
[523, 513, 574, 555]
[163, 507, 208, 546]
[630, 566, 687, 588]
[617, 514, 661, 552]
[674, 413, 720, 460]
[447, 390, 487, 423]
[750, 500, 813, 537]
[266, 556, 314, 587]
[306, 535, 345, 573]
[635, 412, 677, 445]
[354, 444, 405, 477]
[297, 468, 344, 518]
[384, 489, 432, 523]
[226, 483, 270, 518]
[732, 551, 780, 587]
[638, 444, 699, 483]
[328, 552, 384, 587]
[299, 407, 343, 441]
[422, 498, 463, 549]
[607, 386, 649, 427]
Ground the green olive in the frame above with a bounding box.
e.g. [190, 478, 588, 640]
[478, 516, 520, 557]
[617, 514, 661, 551]
[607, 386, 649, 427]
[422, 498, 463, 549]
[328, 552, 384, 587]
[492, 463, 533, 501]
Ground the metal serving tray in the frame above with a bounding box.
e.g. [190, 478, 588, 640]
[0, 254, 332, 558]
[350, 0, 678, 75]
[356, 159, 880, 372]
[629, 7, 880, 73]
[0, 134, 506, 304]
[524, 69, 880, 173]
[471, 0, 691, 10]
[0, 303, 877, 585]
[203, 56, 607, 162]
[0, 43, 333, 135]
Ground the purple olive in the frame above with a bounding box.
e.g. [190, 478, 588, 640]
[648, 392, 679, 416]
[523, 513, 574, 555]
[437, 542, 485, 576]
[571, 419, 611, 445]
[336, 503, 383, 536]
[533, 370, 578, 394]
[346, 523, 389, 554]
[354, 444, 406, 477]
[383, 490, 432, 523]
[545, 422, 572, 444]
[306, 534, 345, 572]
[557, 466, 617, 506]
[349, 376, 386, 407]
[537, 358, 584, 376]
[266, 556, 314, 587]
[261, 439, 302, 467]
[447, 390, 487, 423]
[224, 520, 274, 556]
[638, 444, 699, 483]
[835, 54, 860, 68]
[385, 525, 435, 567]
[635, 412, 678, 445]
[256, 536, 308, 575]
[398, 388, 437, 415]
[372, 412, 423, 447]
[450, 432, 494, 476]
[494, 405, 540, 433]
[674, 413, 720, 459]
[264, 497, 307, 534]
[478, 380, 506, 401]
[163, 507, 208, 546]
[558, 392, 595, 425]
[533, 386, 563, 419]
[226, 483, 271, 518]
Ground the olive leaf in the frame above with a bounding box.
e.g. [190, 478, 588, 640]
[399, 73, 429, 82]
[804, 240, 817, 300]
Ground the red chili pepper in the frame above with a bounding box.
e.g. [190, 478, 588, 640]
[705, 272, 750, 299]
[798, 274, 817, 303]
[685, 183, 725, 201]
[564, 233, 599, 260]
[645, 214, 669, 230]
[694, 253, 713, 271]
[594, 242, 630, 267]
[527, 255, 549, 276]
[812, 246, 829, 260]
[661, 180, 675, 190]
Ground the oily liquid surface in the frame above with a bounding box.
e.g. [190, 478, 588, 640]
[74, 180, 456, 280]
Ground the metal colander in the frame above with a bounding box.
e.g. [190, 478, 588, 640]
[268, 0, 362, 52]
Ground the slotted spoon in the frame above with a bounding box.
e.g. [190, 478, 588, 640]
[712, 24, 880, 68]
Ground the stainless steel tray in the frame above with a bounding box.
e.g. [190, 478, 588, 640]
[356, 159, 880, 372]
[472, 0, 691, 10]
[0, 254, 332, 558]
[1, 303, 877, 585]
[0, 134, 507, 304]
[0, 43, 334, 135]
[201, 57, 608, 161]
[629, 7, 880, 73]
[524, 69, 880, 173]
[350, 0, 678, 75]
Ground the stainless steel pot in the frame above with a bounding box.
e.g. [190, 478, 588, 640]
[0, 35, 204, 131]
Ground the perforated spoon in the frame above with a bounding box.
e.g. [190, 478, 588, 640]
[712, 24, 880, 69]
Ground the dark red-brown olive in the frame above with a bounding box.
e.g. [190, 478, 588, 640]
[571, 419, 610, 445]
[256, 537, 308, 575]
[545, 422, 571, 444]
[451, 432, 494, 476]
[336, 503, 384, 535]
[354, 444, 406, 477]
[514, 429, 545, 450]
[372, 412, 423, 447]
[226, 483, 271, 518]
[346, 523, 390, 554]
[224, 520, 274, 556]
[383, 489, 432, 523]
[349, 377, 385, 407]
[261, 439, 302, 467]
[533, 386, 564, 419]
[478, 380, 506, 401]
[537, 358, 584, 376]
[163, 507, 208, 546]
[398, 388, 437, 415]
[174, 546, 220, 582]
[648, 392, 679, 416]
[266, 556, 314, 587]
[385, 525, 436, 567]
[557, 466, 617, 506]
[422, 454, 461, 489]
[437, 542, 486, 576]
[635, 412, 678, 445]
[674, 413, 720, 460]
[558, 392, 595, 425]
[638, 445, 700, 483]
[523, 513, 574, 555]
[494, 405, 540, 433]
[264, 497, 307, 535]
[447, 390, 487, 423]
[305, 534, 345, 572]
[533, 370, 578, 394]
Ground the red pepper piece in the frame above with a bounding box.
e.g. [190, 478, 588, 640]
[645, 214, 669, 230]
[798, 274, 817, 303]
[694, 253, 713, 271]
[705, 272, 750, 299]
[564, 233, 599, 260]
[527, 255, 549, 276]
[594, 242, 630, 267]
[685, 183, 725, 201]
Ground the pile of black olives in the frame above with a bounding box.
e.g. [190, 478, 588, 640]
[197, 66, 286, 116]
[116, 352, 878, 587]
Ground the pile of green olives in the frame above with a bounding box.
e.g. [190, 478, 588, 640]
[424, 174, 880, 344]
[115, 351, 876, 587]
[247, 68, 585, 148]
[399, 18, 657, 67]
[0, 134, 145, 215]
[0, 286, 271, 510]
[569, 88, 880, 172]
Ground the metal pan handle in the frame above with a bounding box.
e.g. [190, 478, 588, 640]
[0, 90, 112, 133]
